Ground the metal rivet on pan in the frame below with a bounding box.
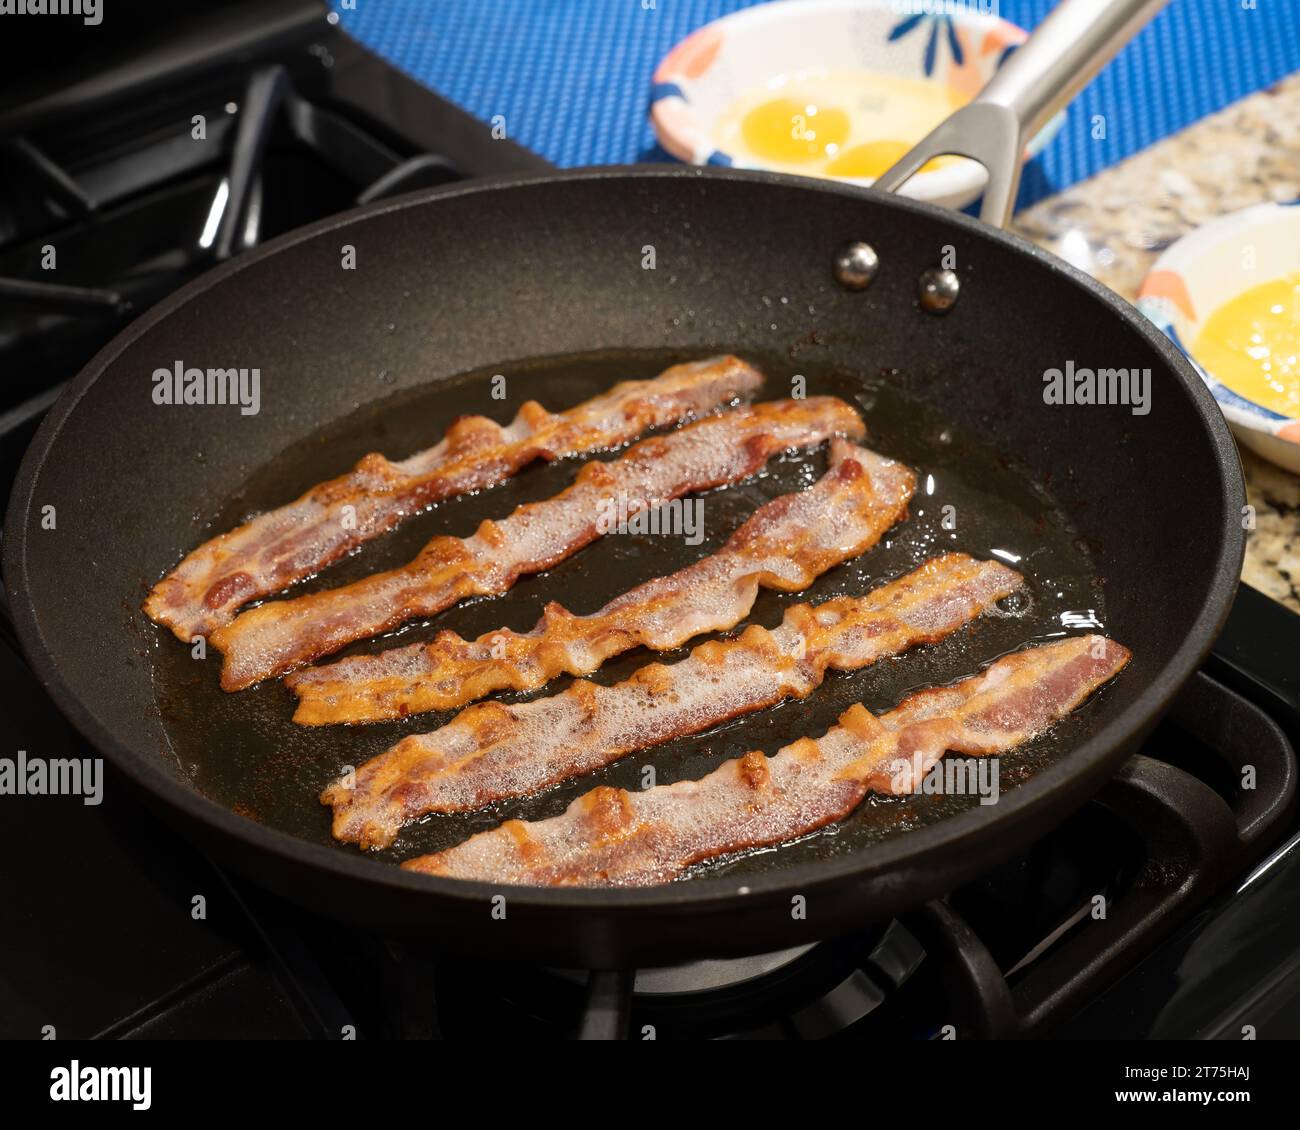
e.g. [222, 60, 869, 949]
[918, 267, 960, 313]
[832, 241, 879, 291]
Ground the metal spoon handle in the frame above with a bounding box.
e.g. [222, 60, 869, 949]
[873, 0, 1169, 228]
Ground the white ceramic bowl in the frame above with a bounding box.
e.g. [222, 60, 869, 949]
[1138, 200, 1300, 474]
[649, 0, 1064, 209]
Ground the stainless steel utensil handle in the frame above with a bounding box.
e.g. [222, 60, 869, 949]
[873, 0, 1170, 229]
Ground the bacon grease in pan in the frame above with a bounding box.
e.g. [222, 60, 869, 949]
[325, 553, 1022, 849]
[143, 355, 763, 641]
[210, 396, 865, 689]
[146, 353, 1114, 872]
[401, 635, 1130, 886]
[288, 438, 916, 724]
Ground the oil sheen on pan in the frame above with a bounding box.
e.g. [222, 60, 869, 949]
[147, 350, 1112, 880]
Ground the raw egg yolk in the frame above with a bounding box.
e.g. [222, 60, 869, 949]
[741, 98, 851, 164]
[1192, 274, 1300, 417]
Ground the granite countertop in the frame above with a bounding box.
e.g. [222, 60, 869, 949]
[1013, 73, 1300, 613]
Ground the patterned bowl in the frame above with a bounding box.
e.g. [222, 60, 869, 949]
[649, 0, 1065, 209]
[1138, 201, 1300, 474]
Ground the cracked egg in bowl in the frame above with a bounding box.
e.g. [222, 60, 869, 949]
[1139, 200, 1300, 474]
[650, 0, 1064, 209]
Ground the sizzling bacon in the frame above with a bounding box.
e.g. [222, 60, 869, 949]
[143, 356, 763, 641]
[325, 553, 1022, 849]
[288, 438, 916, 724]
[401, 635, 1130, 885]
[210, 397, 864, 689]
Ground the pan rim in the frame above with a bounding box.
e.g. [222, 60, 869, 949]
[2, 164, 1246, 914]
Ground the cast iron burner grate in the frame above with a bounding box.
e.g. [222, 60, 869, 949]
[0, 0, 547, 425]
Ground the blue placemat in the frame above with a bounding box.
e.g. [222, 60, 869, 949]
[332, 0, 1300, 208]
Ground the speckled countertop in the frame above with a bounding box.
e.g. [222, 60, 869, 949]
[1012, 73, 1300, 613]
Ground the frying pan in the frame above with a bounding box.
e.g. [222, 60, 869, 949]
[3, 0, 1245, 968]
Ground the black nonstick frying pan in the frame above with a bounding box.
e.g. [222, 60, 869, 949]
[3, 0, 1245, 968]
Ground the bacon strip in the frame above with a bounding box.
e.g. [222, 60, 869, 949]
[325, 553, 1021, 849]
[289, 438, 916, 724]
[210, 397, 864, 689]
[143, 356, 763, 641]
[401, 635, 1130, 886]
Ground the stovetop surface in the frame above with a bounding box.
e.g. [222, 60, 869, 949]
[2, 0, 1299, 1042]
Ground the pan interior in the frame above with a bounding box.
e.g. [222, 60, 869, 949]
[148, 347, 1111, 878]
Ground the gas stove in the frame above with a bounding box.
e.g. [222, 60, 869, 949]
[0, 0, 546, 468]
[1, 0, 1298, 1043]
